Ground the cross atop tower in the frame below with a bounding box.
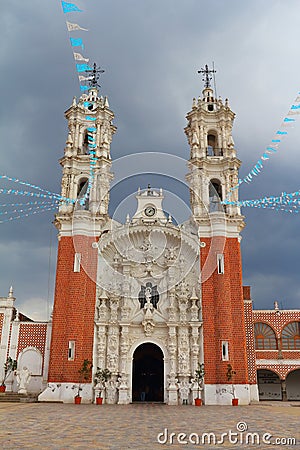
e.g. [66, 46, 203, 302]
[85, 62, 105, 89]
[197, 64, 216, 89]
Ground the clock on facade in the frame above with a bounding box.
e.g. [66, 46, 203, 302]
[144, 206, 156, 217]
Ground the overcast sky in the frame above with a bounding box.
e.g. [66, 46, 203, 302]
[1, 0, 300, 320]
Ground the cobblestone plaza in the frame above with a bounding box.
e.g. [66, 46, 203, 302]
[0, 402, 299, 449]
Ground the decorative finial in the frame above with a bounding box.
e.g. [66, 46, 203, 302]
[126, 214, 130, 224]
[190, 287, 198, 300]
[85, 62, 105, 89]
[274, 301, 279, 311]
[197, 64, 216, 89]
[147, 184, 151, 195]
[8, 286, 14, 298]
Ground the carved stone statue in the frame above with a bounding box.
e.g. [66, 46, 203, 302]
[16, 366, 32, 394]
[178, 380, 191, 404]
[144, 292, 154, 320]
[105, 380, 117, 404]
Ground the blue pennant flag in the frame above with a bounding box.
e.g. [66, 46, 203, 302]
[276, 131, 287, 135]
[291, 104, 300, 110]
[62, 2, 82, 13]
[85, 116, 96, 121]
[70, 38, 84, 49]
[284, 117, 295, 122]
[76, 63, 92, 73]
[80, 85, 89, 91]
[87, 127, 97, 132]
[271, 139, 281, 143]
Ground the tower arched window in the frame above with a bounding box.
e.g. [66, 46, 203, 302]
[82, 131, 90, 155]
[76, 178, 89, 210]
[281, 322, 300, 350]
[209, 179, 224, 212]
[207, 132, 222, 156]
[254, 322, 277, 350]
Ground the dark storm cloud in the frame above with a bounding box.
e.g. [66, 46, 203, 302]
[1, 0, 300, 318]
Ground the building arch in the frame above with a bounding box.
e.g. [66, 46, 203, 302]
[286, 369, 300, 400]
[207, 130, 219, 156]
[18, 346, 43, 376]
[209, 178, 223, 212]
[281, 321, 300, 350]
[207, 129, 223, 156]
[76, 177, 89, 210]
[132, 342, 164, 402]
[82, 130, 90, 155]
[257, 368, 282, 400]
[254, 322, 277, 350]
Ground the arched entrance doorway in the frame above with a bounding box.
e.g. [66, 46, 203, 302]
[257, 369, 282, 400]
[132, 343, 164, 402]
[286, 369, 300, 400]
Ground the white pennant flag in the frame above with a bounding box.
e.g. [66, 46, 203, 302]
[73, 52, 89, 62]
[78, 75, 93, 82]
[66, 21, 88, 32]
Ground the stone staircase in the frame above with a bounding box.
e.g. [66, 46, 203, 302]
[0, 392, 38, 403]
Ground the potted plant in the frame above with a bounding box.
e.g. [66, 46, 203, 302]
[194, 363, 205, 406]
[74, 359, 92, 404]
[226, 364, 238, 406]
[94, 368, 112, 404]
[0, 357, 17, 393]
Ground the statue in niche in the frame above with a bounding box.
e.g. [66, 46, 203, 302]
[16, 367, 32, 394]
[138, 282, 159, 309]
[144, 290, 154, 320]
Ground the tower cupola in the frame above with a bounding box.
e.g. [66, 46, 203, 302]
[185, 65, 243, 225]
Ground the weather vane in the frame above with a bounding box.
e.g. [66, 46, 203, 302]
[85, 62, 105, 88]
[198, 64, 216, 89]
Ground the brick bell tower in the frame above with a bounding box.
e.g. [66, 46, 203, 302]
[185, 66, 258, 404]
[46, 86, 116, 398]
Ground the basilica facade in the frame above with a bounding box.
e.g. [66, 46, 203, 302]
[1, 77, 299, 404]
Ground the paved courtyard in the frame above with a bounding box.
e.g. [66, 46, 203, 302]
[0, 402, 299, 449]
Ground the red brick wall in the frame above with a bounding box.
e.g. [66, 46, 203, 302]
[244, 300, 257, 384]
[201, 237, 249, 385]
[48, 235, 98, 383]
[17, 323, 47, 358]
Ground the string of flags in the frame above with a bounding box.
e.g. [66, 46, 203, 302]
[227, 90, 300, 198]
[2, 2, 300, 223]
[0, 174, 63, 199]
[0, 1, 98, 223]
[223, 188, 300, 214]
[60, 1, 100, 206]
[0, 204, 59, 224]
[61, 1, 93, 92]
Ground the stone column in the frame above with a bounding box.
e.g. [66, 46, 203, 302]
[97, 325, 107, 369]
[106, 325, 119, 376]
[281, 379, 287, 401]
